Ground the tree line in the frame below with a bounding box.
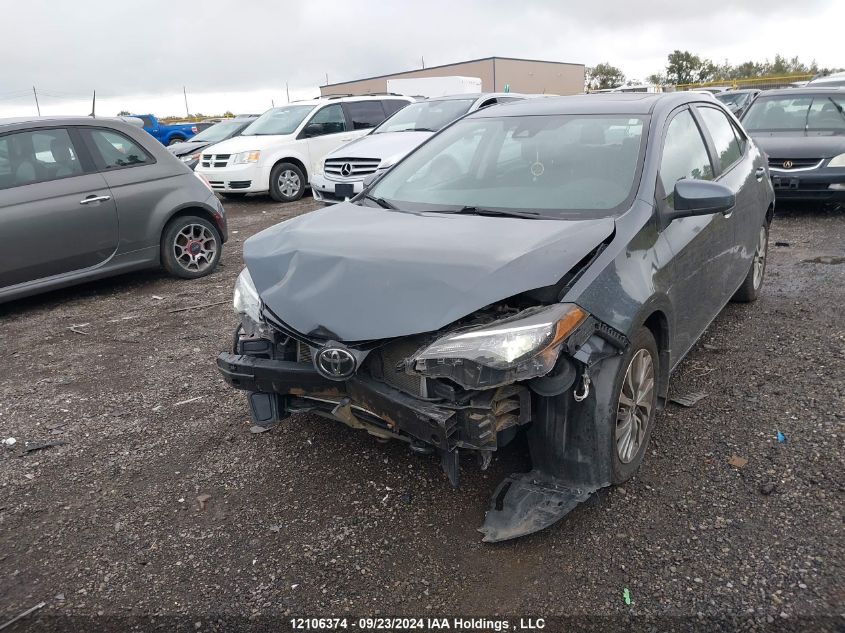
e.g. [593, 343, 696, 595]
[587, 51, 842, 90]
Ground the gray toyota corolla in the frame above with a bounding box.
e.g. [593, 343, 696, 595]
[218, 93, 774, 541]
[0, 116, 227, 303]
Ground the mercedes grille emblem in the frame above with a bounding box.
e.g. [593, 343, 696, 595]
[340, 162, 353, 177]
[316, 347, 356, 380]
[782, 160, 793, 169]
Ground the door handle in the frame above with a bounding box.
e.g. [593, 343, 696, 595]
[755, 167, 765, 181]
[79, 195, 111, 205]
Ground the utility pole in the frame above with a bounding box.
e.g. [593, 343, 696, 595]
[271, 99, 275, 108]
[286, 82, 290, 103]
[183, 86, 190, 117]
[421, 56, 425, 69]
[325, 72, 329, 86]
[32, 86, 41, 116]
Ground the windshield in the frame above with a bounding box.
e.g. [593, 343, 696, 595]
[716, 93, 750, 108]
[742, 96, 845, 132]
[373, 99, 476, 134]
[190, 120, 248, 142]
[241, 106, 315, 136]
[368, 114, 646, 217]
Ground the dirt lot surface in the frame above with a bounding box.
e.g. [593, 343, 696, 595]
[1, 196, 842, 633]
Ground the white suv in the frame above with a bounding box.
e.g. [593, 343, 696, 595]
[195, 95, 412, 202]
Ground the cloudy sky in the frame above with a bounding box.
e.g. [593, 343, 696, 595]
[1, 0, 842, 118]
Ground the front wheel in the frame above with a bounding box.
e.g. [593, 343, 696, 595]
[731, 223, 768, 303]
[611, 327, 659, 484]
[167, 137, 185, 146]
[161, 215, 222, 279]
[269, 162, 305, 202]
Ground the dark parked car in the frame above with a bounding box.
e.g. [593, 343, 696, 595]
[217, 93, 773, 541]
[0, 117, 228, 303]
[740, 87, 845, 203]
[168, 116, 258, 170]
[715, 88, 760, 117]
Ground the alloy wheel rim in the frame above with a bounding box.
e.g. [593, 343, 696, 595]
[173, 224, 217, 272]
[752, 226, 767, 290]
[278, 170, 300, 198]
[615, 349, 655, 464]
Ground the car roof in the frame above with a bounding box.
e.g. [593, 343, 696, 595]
[0, 115, 138, 130]
[469, 92, 716, 118]
[754, 87, 845, 97]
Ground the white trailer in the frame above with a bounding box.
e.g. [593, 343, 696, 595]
[387, 76, 483, 98]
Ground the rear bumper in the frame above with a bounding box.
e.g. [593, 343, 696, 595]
[771, 167, 845, 202]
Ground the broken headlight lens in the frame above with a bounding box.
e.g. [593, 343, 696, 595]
[413, 303, 587, 389]
[233, 268, 263, 335]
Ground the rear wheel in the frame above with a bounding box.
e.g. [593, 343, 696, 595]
[732, 223, 768, 303]
[161, 215, 222, 279]
[269, 162, 305, 202]
[167, 136, 185, 146]
[611, 327, 658, 484]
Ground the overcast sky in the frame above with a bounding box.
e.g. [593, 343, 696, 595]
[1, 0, 842, 118]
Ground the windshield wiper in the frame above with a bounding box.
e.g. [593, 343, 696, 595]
[362, 194, 396, 209]
[443, 206, 542, 219]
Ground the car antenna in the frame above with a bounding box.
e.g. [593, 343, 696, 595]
[89, 90, 96, 118]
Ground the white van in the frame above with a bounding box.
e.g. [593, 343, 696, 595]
[195, 95, 412, 202]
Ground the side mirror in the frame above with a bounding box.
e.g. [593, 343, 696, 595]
[302, 123, 322, 138]
[665, 179, 735, 223]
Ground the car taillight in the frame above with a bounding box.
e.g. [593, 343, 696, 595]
[192, 126, 198, 133]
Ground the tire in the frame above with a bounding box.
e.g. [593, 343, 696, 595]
[160, 215, 222, 279]
[167, 137, 185, 146]
[269, 162, 306, 202]
[731, 223, 769, 303]
[220, 192, 247, 200]
[610, 327, 659, 484]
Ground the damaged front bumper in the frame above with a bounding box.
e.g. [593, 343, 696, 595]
[216, 349, 531, 486]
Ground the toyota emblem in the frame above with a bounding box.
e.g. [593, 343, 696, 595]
[782, 160, 793, 169]
[316, 347, 356, 380]
[340, 162, 353, 177]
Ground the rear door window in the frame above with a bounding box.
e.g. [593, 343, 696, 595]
[0, 128, 84, 190]
[696, 106, 743, 174]
[382, 100, 410, 116]
[345, 101, 387, 130]
[83, 128, 153, 170]
[659, 109, 714, 205]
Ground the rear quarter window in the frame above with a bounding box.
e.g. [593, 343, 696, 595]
[84, 128, 154, 170]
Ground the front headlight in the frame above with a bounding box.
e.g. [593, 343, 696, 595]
[233, 268, 262, 334]
[829, 152, 845, 167]
[233, 150, 261, 164]
[413, 303, 587, 389]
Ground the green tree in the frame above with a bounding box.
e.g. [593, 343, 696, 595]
[223, 110, 234, 118]
[665, 50, 717, 85]
[586, 62, 626, 91]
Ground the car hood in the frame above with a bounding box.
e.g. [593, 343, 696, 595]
[749, 132, 845, 159]
[203, 133, 294, 154]
[325, 131, 433, 166]
[167, 140, 208, 156]
[244, 203, 615, 341]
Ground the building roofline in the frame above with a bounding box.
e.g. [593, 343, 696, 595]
[322, 56, 584, 88]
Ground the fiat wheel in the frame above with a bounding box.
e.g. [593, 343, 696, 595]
[161, 215, 222, 279]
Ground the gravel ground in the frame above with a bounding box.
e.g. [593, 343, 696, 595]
[0, 196, 842, 633]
